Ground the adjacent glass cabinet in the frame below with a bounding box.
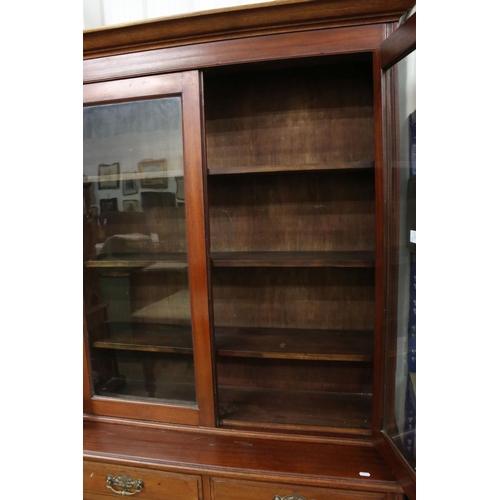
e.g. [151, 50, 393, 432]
[379, 11, 417, 499]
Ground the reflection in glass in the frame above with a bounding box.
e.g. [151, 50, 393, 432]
[83, 97, 196, 405]
[383, 52, 416, 470]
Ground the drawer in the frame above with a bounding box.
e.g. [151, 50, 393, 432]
[212, 478, 388, 500]
[83, 461, 201, 500]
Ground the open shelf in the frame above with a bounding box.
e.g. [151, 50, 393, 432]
[206, 54, 378, 436]
[208, 161, 374, 176]
[204, 61, 374, 173]
[218, 386, 372, 431]
[215, 326, 373, 362]
[91, 323, 193, 354]
[211, 251, 375, 268]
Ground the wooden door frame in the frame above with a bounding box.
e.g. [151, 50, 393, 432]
[83, 71, 216, 426]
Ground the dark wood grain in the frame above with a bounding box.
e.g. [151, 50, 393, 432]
[212, 267, 374, 331]
[371, 29, 391, 439]
[375, 433, 416, 500]
[182, 71, 217, 427]
[205, 62, 374, 171]
[208, 172, 375, 254]
[83, 0, 414, 59]
[83, 73, 183, 104]
[215, 326, 373, 362]
[211, 251, 375, 268]
[380, 14, 416, 70]
[202, 475, 212, 500]
[84, 24, 386, 84]
[84, 462, 201, 500]
[83, 419, 404, 493]
[217, 356, 372, 395]
[218, 386, 372, 431]
[212, 477, 390, 500]
[89, 397, 200, 426]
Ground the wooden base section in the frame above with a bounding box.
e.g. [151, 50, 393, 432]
[83, 417, 404, 495]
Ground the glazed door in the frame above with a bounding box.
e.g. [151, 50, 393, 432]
[83, 71, 216, 426]
[376, 11, 416, 500]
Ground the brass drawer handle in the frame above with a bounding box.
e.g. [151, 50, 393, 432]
[273, 496, 314, 500]
[106, 474, 144, 496]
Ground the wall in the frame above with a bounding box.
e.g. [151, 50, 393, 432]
[83, 0, 272, 29]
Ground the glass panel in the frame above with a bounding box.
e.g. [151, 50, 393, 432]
[383, 51, 416, 470]
[83, 97, 196, 406]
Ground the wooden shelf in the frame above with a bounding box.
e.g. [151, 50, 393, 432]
[218, 386, 372, 431]
[216, 326, 373, 362]
[84, 253, 188, 269]
[208, 161, 374, 176]
[92, 324, 193, 354]
[211, 251, 375, 268]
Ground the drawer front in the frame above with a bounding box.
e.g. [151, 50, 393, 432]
[83, 461, 201, 500]
[212, 478, 387, 500]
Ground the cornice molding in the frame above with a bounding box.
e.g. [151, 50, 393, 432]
[83, 0, 415, 59]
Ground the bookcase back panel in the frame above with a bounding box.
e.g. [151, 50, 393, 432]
[208, 172, 374, 252]
[217, 357, 372, 393]
[204, 61, 374, 169]
[212, 267, 374, 331]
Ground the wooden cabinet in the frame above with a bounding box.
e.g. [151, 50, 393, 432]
[83, 2, 416, 499]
